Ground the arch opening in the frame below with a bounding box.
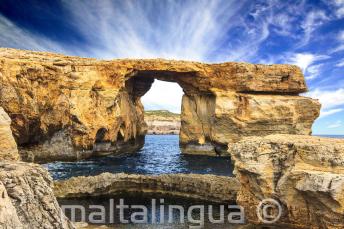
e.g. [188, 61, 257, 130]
[124, 70, 222, 157]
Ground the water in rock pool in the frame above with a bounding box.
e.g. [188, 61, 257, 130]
[44, 135, 233, 180]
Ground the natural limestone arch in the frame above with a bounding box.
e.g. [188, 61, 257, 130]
[0, 48, 321, 162]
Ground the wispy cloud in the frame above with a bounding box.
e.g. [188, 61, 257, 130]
[321, 108, 343, 118]
[338, 30, 344, 40]
[299, 10, 329, 47]
[288, 53, 328, 80]
[306, 88, 344, 118]
[330, 0, 344, 18]
[60, 0, 248, 61]
[0, 14, 66, 53]
[328, 120, 342, 128]
[336, 59, 344, 67]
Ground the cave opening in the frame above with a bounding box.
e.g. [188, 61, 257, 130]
[95, 128, 107, 143]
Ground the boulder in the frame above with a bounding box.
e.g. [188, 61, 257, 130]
[229, 134, 344, 229]
[0, 161, 74, 229]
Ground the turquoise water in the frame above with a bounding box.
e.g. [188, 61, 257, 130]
[45, 135, 233, 180]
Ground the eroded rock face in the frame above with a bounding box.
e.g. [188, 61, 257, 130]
[0, 48, 320, 161]
[0, 181, 22, 228]
[0, 107, 20, 161]
[54, 173, 240, 203]
[0, 161, 74, 229]
[229, 135, 344, 229]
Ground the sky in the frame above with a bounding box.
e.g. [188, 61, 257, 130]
[0, 0, 343, 135]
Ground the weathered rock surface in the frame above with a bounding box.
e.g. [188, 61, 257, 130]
[54, 173, 240, 203]
[145, 110, 180, 135]
[180, 92, 320, 156]
[0, 107, 20, 161]
[0, 161, 74, 229]
[0, 181, 23, 228]
[229, 135, 344, 229]
[0, 48, 320, 161]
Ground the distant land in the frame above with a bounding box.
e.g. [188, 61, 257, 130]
[144, 110, 180, 135]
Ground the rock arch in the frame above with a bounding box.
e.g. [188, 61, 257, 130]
[0, 48, 321, 162]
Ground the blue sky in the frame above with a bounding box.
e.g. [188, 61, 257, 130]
[0, 0, 343, 134]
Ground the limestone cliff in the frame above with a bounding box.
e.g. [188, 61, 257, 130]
[54, 173, 240, 203]
[0, 161, 74, 228]
[0, 107, 20, 161]
[229, 135, 344, 229]
[0, 48, 320, 161]
[144, 110, 180, 134]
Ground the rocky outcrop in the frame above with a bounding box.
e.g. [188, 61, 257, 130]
[0, 107, 20, 161]
[145, 110, 180, 134]
[54, 173, 240, 203]
[0, 48, 320, 161]
[229, 135, 344, 229]
[0, 161, 74, 229]
[180, 92, 320, 156]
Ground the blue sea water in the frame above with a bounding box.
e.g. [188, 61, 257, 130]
[45, 135, 233, 180]
[315, 135, 344, 138]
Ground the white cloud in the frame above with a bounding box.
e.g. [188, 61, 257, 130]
[0, 14, 76, 55]
[305, 64, 323, 80]
[338, 30, 344, 41]
[289, 53, 325, 72]
[321, 108, 344, 118]
[332, 0, 344, 18]
[141, 80, 183, 113]
[328, 120, 342, 128]
[336, 59, 344, 67]
[60, 0, 247, 61]
[288, 53, 328, 80]
[299, 10, 329, 47]
[331, 31, 344, 53]
[306, 88, 344, 118]
[332, 44, 344, 53]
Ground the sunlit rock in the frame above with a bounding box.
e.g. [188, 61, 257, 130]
[229, 135, 344, 229]
[0, 48, 320, 161]
[0, 107, 20, 161]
